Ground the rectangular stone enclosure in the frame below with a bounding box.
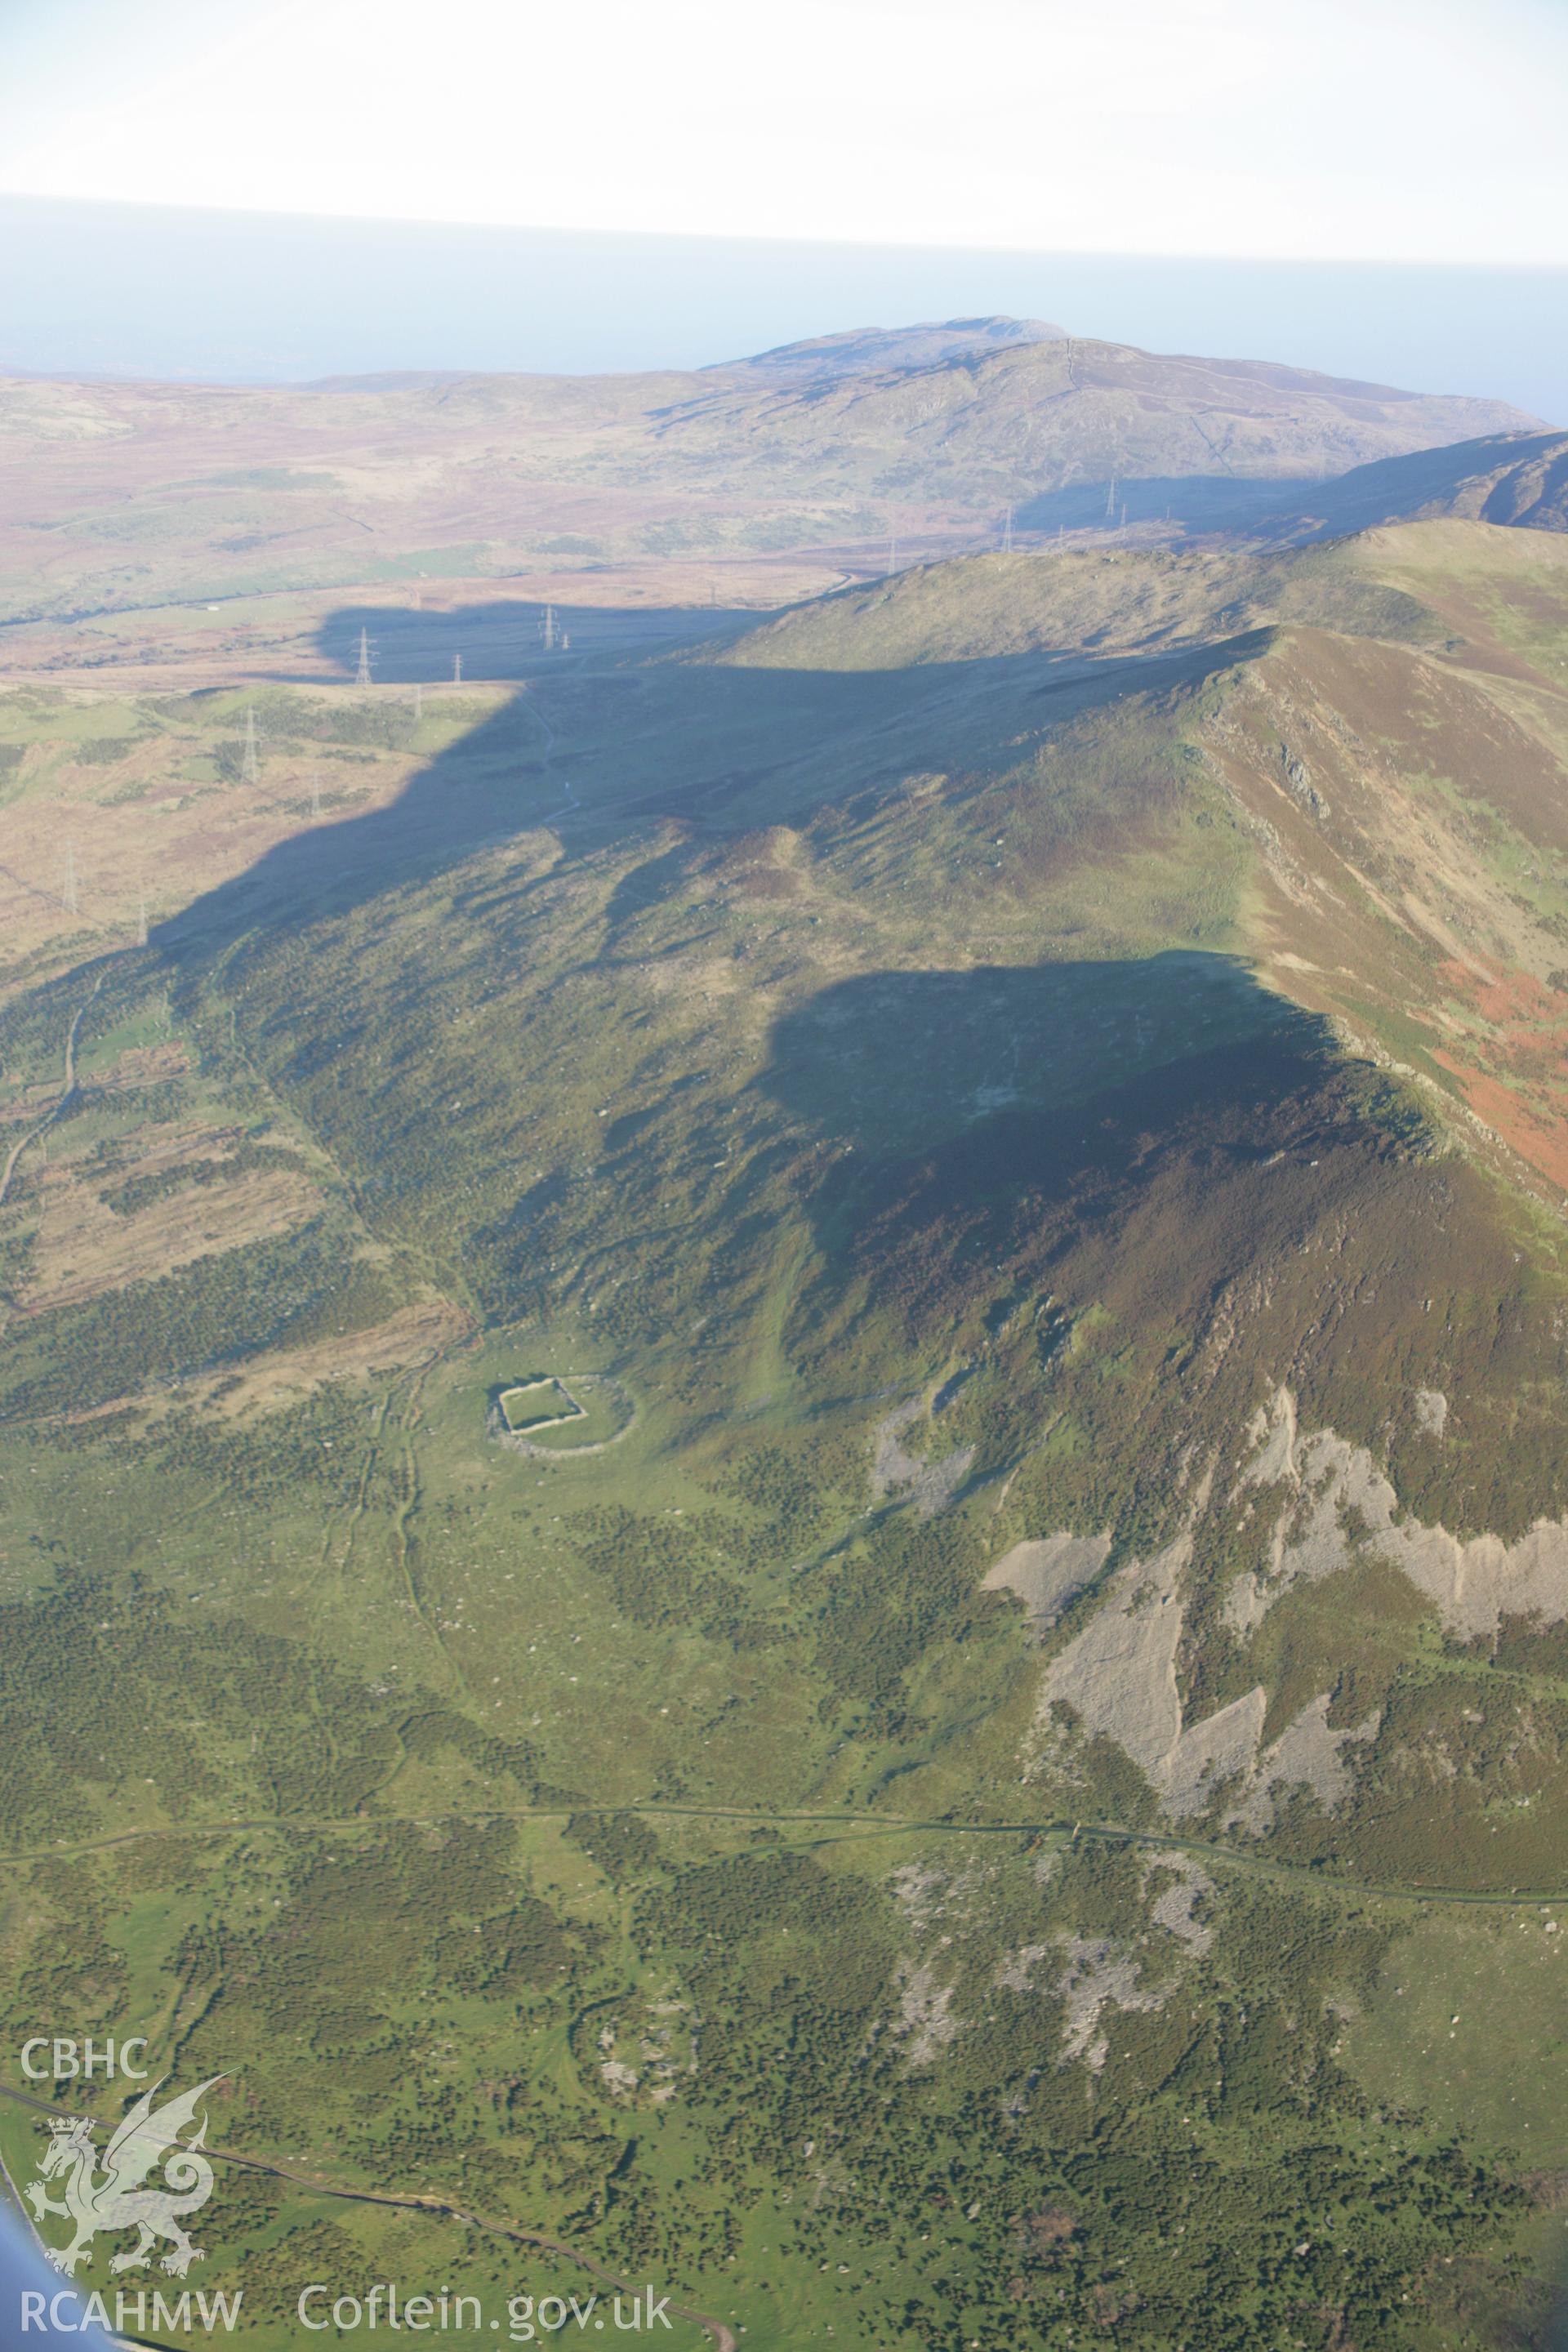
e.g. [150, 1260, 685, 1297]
[500, 1378, 586, 1433]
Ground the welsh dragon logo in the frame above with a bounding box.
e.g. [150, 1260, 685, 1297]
[26, 2077, 224, 2278]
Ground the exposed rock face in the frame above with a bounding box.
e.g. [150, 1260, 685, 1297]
[1053, 1936, 1163, 2070]
[893, 1961, 964, 2068]
[871, 1397, 973, 1517]
[1229, 1384, 1568, 1642]
[983, 1532, 1111, 1633]
[1233, 1695, 1379, 1832]
[1027, 1383, 1568, 1824]
[1027, 1537, 1227, 1805]
[1145, 1856, 1215, 1954]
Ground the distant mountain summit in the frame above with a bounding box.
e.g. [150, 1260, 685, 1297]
[719, 314, 1067, 382]
[666, 336, 1541, 495]
[0, 327, 1545, 622]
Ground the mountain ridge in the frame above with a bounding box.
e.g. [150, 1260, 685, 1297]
[1258, 425, 1568, 540]
[6, 511, 1568, 2342]
[714, 313, 1067, 380]
[0, 327, 1540, 629]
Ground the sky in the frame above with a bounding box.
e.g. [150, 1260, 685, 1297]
[0, 0, 1564, 416]
[2, 0, 1567, 267]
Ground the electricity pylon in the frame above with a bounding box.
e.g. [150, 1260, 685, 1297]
[452, 653, 463, 684]
[241, 706, 260, 784]
[1001, 505, 1013, 553]
[63, 840, 78, 915]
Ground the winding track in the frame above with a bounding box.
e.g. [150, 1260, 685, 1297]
[1, 1797, 1563, 1909]
[0, 972, 102, 1210]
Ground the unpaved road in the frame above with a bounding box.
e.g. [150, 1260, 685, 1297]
[0, 971, 102, 1209]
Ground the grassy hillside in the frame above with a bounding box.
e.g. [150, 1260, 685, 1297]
[0, 329, 1538, 626]
[4, 521, 1568, 2346]
[654, 336, 1537, 501]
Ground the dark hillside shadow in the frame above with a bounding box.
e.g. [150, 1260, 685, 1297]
[761, 953, 1338, 1174]
[148, 598, 1264, 976]
[756, 956, 1365, 1362]
[145, 595, 787, 967]
[448, 949, 1352, 1348]
[1018, 474, 1303, 537]
[321, 596, 747, 684]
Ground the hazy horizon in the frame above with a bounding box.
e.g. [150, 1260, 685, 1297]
[3, 194, 1565, 425]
